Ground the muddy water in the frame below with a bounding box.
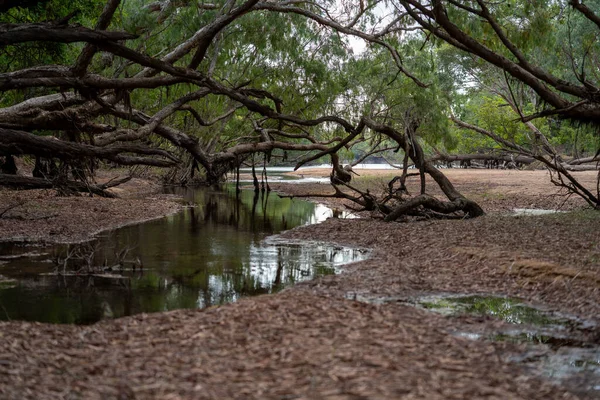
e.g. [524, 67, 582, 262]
[0, 186, 367, 324]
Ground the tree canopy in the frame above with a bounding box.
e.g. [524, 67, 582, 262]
[1, 0, 599, 213]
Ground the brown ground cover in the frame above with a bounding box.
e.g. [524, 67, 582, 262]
[273, 169, 600, 316]
[1, 169, 599, 399]
[281, 211, 600, 317]
[0, 172, 182, 243]
[280, 168, 598, 212]
[0, 291, 580, 400]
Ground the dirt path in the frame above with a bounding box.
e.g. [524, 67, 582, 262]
[1, 169, 599, 399]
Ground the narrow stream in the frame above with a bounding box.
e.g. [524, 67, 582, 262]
[0, 186, 368, 324]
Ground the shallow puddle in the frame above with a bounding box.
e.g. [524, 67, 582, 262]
[416, 294, 571, 327]
[490, 332, 592, 350]
[512, 208, 564, 216]
[420, 294, 600, 396]
[350, 292, 600, 396]
[0, 186, 368, 324]
[517, 347, 600, 396]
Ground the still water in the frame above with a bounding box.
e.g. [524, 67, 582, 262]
[237, 164, 401, 184]
[0, 186, 367, 324]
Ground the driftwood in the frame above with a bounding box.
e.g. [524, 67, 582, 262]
[290, 116, 486, 220]
[452, 117, 600, 208]
[562, 164, 600, 171]
[430, 153, 535, 165]
[568, 155, 600, 165]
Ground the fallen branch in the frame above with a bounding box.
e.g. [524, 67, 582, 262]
[429, 153, 534, 165]
[567, 156, 600, 165]
[0, 174, 131, 197]
[0, 200, 26, 218]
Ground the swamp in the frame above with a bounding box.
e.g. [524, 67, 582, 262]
[1, 0, 600, 399]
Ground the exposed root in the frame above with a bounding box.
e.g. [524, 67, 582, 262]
[384, 194, 484, 221]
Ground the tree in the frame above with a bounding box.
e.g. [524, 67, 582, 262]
[0, 0, 491, 218]
[398, 0, 600, 208]
[399, 1, 600, 122]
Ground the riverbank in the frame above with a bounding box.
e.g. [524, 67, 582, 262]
[2, 169, 594, 243]
[0, 290, 581, 400]
[0, 173, 183, 243]
[1, 169, 599, 399]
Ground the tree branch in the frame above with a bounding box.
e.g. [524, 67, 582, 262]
[72, 0, 122, 76]
[0, 23, 136, 45]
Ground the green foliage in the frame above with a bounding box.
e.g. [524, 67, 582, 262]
[105, 1, 354, 153]
[546, 119, 599, 157]
[0, 0, 104, 108]
[454, 94, 527, 152]
[0, 0, 104, 69]
[451, 89, 600, 156]
[2, 0, 597, 164]
[337, 38, 460, 157]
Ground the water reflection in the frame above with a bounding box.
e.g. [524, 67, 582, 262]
[0, 186, 367, 324]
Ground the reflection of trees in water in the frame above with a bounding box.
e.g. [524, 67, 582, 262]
[165, 242, 348, 305]
[183, 244, 368, 302]
[178, 186, 310, 233]
[0, 244, 366, 324]
[245, 244, 347, 291]
[250, 190, 258, 231]
[1, 187, 365, 323]
[203, 195, 219, 224]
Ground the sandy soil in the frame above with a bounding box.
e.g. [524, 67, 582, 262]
[1, 169, 599, 399]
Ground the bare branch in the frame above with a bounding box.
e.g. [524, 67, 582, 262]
[179, 104, 241, 126]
